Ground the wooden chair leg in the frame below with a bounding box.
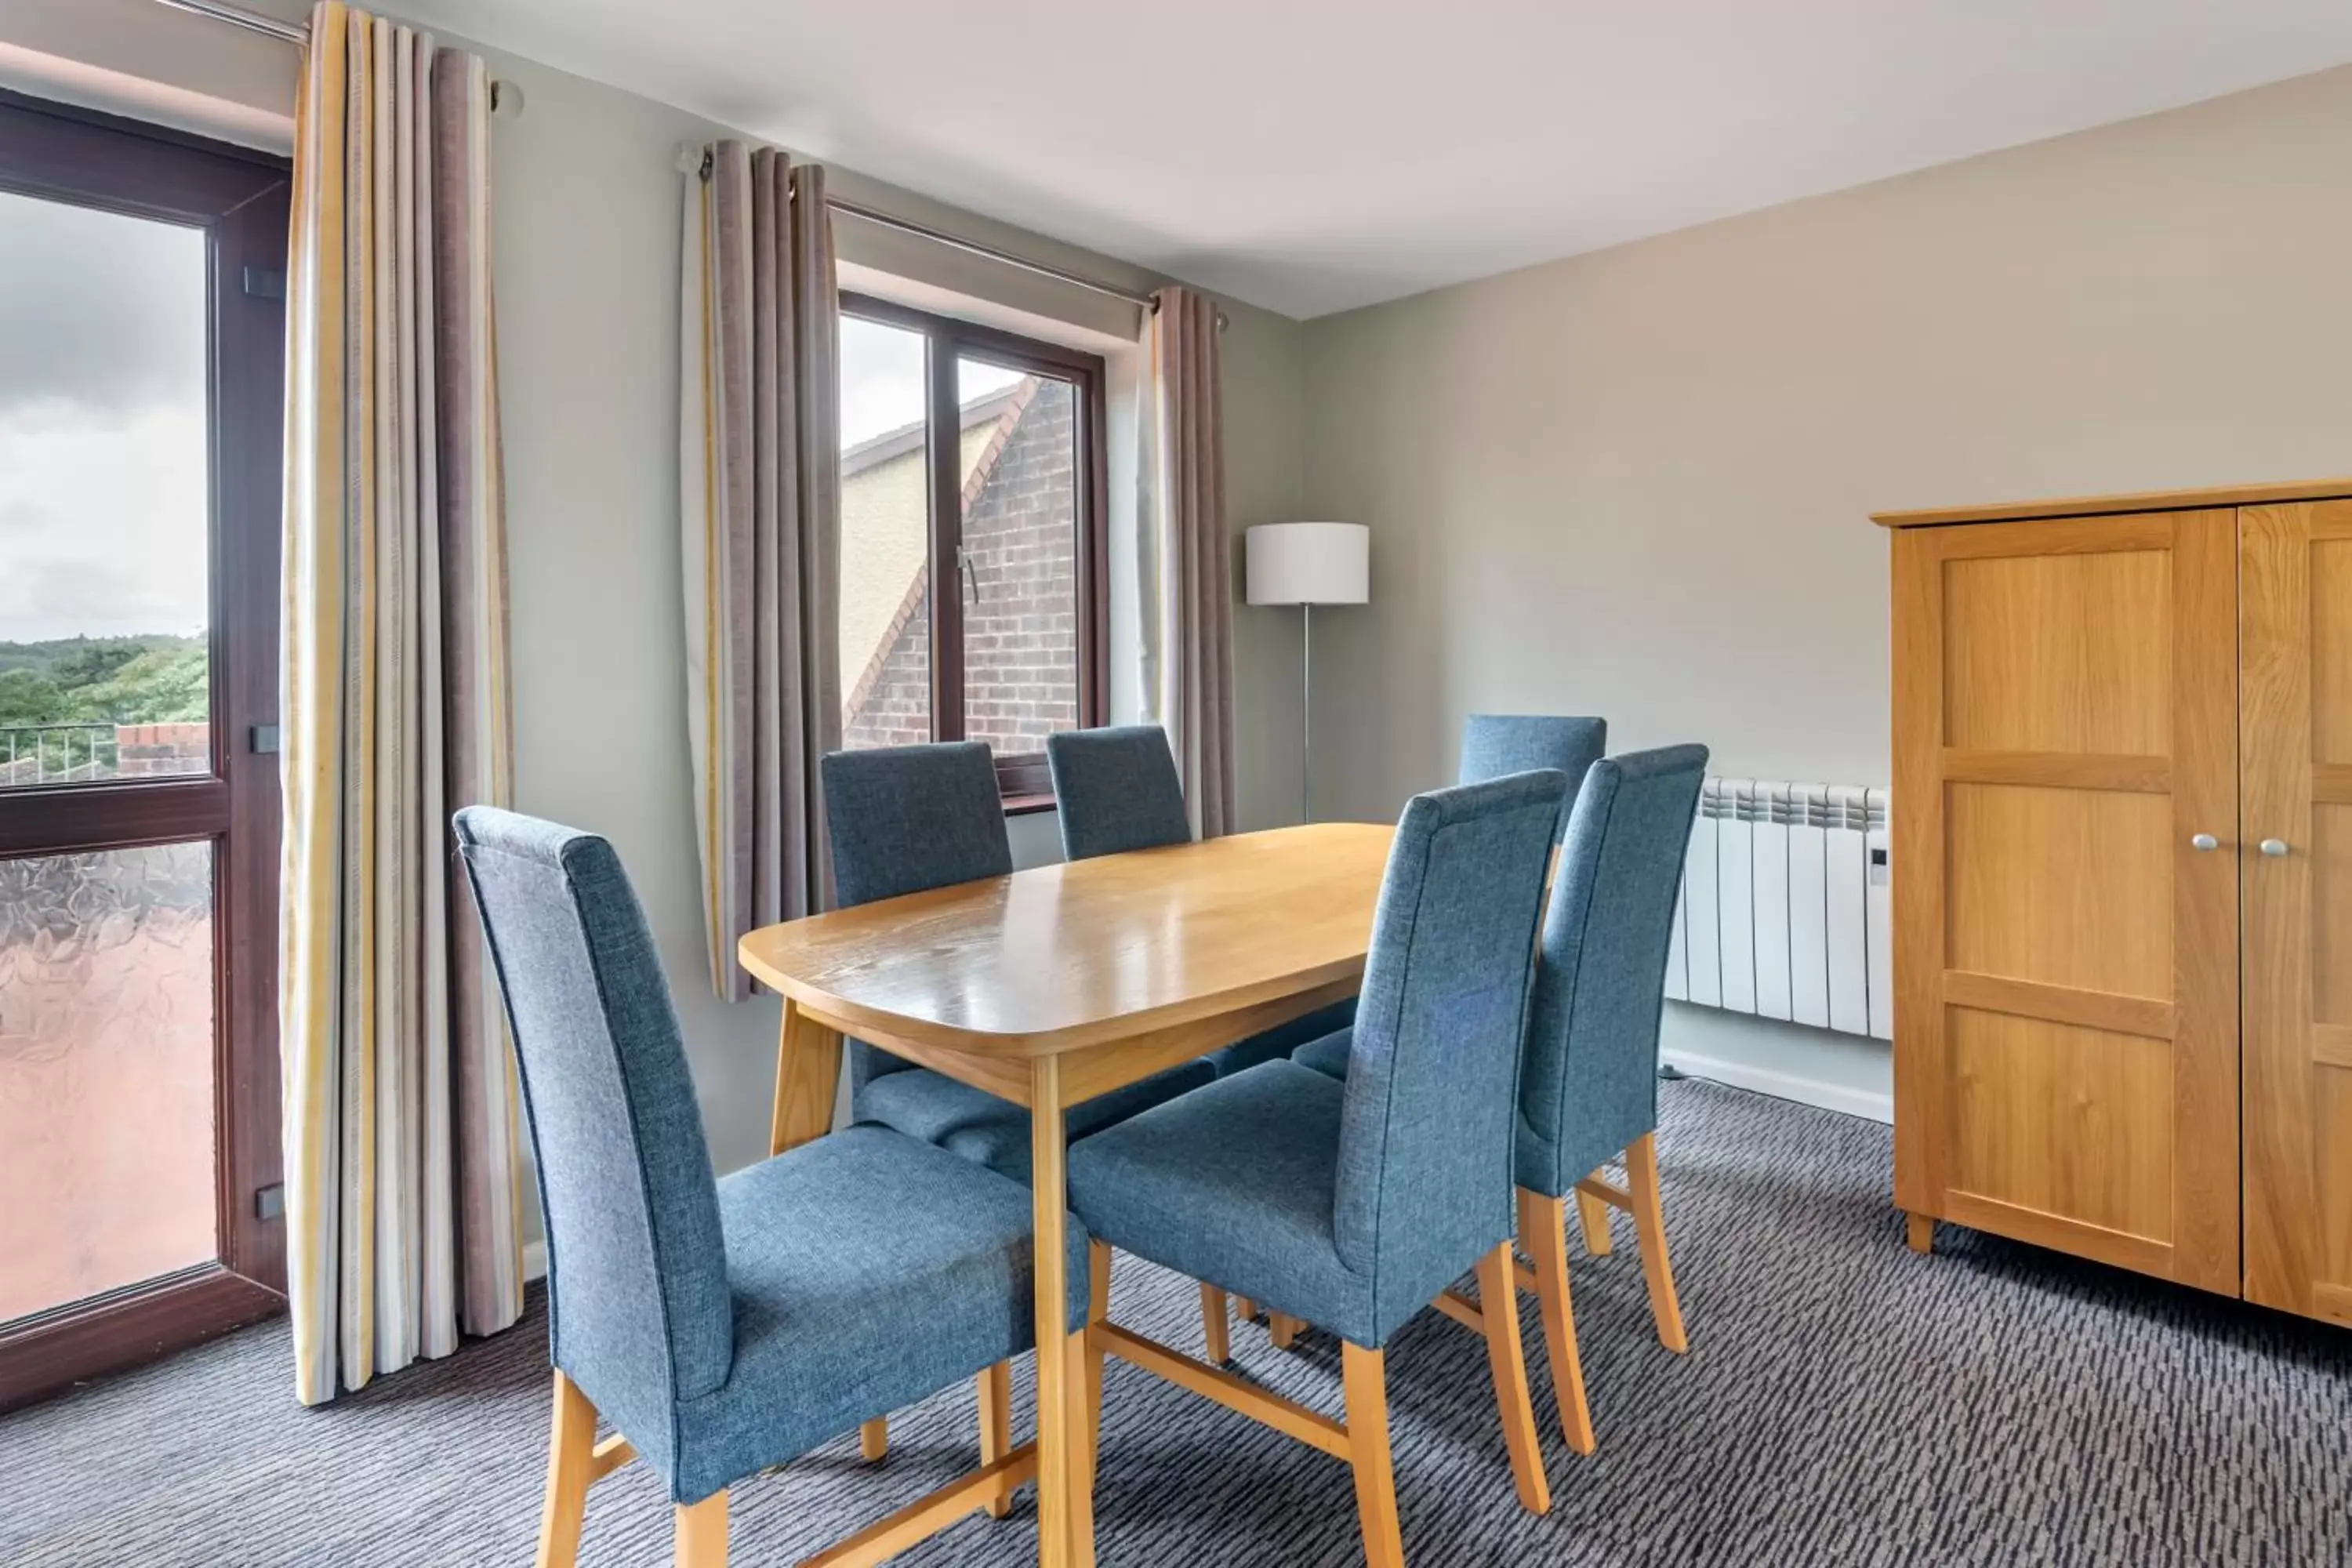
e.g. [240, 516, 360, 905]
[1235, 1297, 1258, 1323]
[1083, 1240, 1113, 1494]
[977, 1363, 1014, 1519]
[859, 1417, 888, 1462]
[1906, 1211, 1935, 1254]
[1520, 1189, 1596, 1455]
[1268, 1310, 1302, 1352]
[1472, 1243, 1552, 1515]
[536, 1370, 597, 1568]
[1341, 1343, 1406, 1568]
[1200, 1282, 1232, 1363]
[673, 1490, 728, 1568]
[1575, 1171, 1613, 1256]
[1624, 1133, 1689, 1354]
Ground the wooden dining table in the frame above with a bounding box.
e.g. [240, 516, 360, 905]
[737, 821, 1395, 1568]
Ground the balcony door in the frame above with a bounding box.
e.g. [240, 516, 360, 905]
[0, 93, 289, 1407]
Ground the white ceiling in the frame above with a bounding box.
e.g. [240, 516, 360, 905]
[401, 0, 2352, 319]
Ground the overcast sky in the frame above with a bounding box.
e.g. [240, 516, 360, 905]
[0, 190, 209, 646]
[840, 313, 1024, 448]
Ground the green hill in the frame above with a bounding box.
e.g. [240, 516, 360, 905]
[0, 634, 209, 731]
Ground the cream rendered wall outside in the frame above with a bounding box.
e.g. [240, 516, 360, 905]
[1299, 64, 2352, 1118]
[0, 0, 1311, 1174]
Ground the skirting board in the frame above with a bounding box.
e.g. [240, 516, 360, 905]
[1663, 1049, 1893, 1124]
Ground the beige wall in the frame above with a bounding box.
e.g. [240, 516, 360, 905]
[1299, 65, 2352, 1112]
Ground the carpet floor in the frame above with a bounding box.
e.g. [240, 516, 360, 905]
[4, 1080, 2348, 1566]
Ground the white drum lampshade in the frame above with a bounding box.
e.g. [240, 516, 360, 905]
[1246, 522, 1369, 606]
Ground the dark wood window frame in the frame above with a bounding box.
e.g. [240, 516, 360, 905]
[839, 293, 1110, 810]
[0, 90, 289, 1410]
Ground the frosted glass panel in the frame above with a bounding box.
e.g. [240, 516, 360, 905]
[0, 842, 216, 1323]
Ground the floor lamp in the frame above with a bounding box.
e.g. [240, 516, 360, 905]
[1245, 522, 1369, 822]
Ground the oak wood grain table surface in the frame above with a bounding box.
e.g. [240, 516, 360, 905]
[738, 822, 1395, 1568]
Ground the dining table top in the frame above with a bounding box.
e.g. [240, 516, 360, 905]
[736, 821, 1396, 1060]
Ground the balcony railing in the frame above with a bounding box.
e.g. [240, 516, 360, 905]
[0, 723, 210, 788]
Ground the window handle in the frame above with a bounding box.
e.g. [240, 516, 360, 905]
[958, 546, 978, 605]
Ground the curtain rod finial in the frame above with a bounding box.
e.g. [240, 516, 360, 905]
[489, 79, 522, 119]
[675, 141, 706, 176]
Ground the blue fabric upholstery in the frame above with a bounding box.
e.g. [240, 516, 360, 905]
[856, 1055, 1214, 1184]
[1515, 745, 1709, 1198]
[454, 807, 1084, 1505]
[1069, 771, 1561, 1347]
[1457, 714, 1606, 842]
[820, 742, 1013, 1092]
[1287, 747, 1708, 1200]
[691, 1123, 1086, 1503]
[1290, 1025, 1352, 1080]
[1205, 998, 1359, 1078]
[1047, 725, 1192, 861]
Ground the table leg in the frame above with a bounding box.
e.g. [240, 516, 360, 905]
[1028, 1056, 1094, 1568]
[769, 999, 842, 1156]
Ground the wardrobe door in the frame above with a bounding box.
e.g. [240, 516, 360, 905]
[1893, 509, 2239, 1290]
[2240, 499, 2352, 1326]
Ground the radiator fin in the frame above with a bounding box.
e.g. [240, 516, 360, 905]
[1667, 776, 1891, 1041]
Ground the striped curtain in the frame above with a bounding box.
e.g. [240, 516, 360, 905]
[680, 141, 842, 1000]
[1148, 287, 1239, 837]
[281, 2, 526, 1406]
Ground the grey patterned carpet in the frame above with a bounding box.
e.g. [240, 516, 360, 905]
[5, 1080, 2349, 1566]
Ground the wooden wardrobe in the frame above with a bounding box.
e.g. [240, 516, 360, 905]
[1879, 479, 2352, 1330]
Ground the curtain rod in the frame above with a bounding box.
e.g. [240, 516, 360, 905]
[153, 0, 306, 45]
[826, 195, 1163, 314]
[151, 0, 520, 111]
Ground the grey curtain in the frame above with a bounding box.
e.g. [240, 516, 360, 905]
[681, 143, 841, 1000]
[1150, 286, 1239, 837]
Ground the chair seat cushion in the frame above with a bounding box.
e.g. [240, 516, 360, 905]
[672, 1124, 1087, 1502]
[1290, 1024, 1353, 1080]
[1207, 997, 1359, 1077]
[856, 1058, 1217, 1184]
[1065, 1062, 1383, 1346]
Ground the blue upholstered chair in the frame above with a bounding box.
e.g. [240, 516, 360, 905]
[823, 740, 1217, 1178]
[820, 741, 1224, 1401]
[452, 806, 1084, 1568]
[1457, 713, 1607, 821]
[1285, 744, 1708, 1457]
[1046, 724, 1359, 1079]
[1067, 771, 1570, 1558]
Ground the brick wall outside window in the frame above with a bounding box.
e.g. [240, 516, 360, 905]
[843, 377, 1079, 755]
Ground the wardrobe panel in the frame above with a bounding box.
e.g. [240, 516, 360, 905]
[1946, 783, 2171, 999]
[1942, 550, 2172, 757]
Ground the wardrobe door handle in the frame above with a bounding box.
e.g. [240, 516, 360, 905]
[2259, 838, 2290, 858]
[2190, 833, 2219, 851]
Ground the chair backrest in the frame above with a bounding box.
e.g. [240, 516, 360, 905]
[1457, 714, 1607, 841]
[1333, 770, 1563, 1341]
[1047, 724, 1192, 861]
[1515, 745, 1709, 1197]
[819, 741, 1014, 1088]
[452, 807, 732, 1475]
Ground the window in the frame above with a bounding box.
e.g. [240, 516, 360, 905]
[0, 93, 289, 1408]
[837, 295, 1108, 804]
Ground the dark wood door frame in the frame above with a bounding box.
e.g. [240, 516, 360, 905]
[0, 91, 290, 1411]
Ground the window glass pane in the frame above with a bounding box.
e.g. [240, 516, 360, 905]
[0, 192, 210, 789]
[959, 359, 1079, 756]
[838, 314, 934, 748]
[0, 842, 216, 1323]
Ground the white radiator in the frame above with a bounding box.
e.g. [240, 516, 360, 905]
[1662, 779, 1892, 1041]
